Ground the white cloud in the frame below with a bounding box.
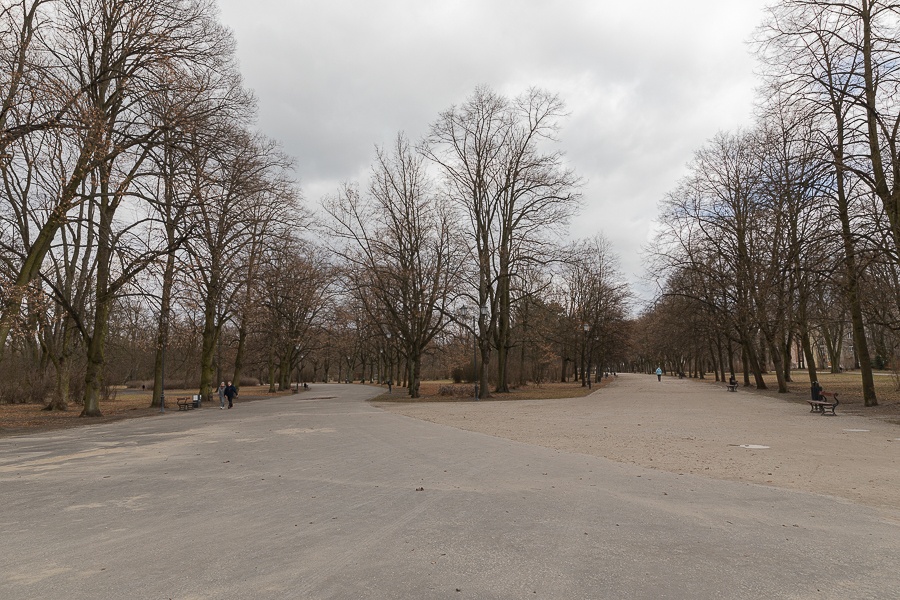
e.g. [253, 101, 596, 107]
[216, 0, 771, 302]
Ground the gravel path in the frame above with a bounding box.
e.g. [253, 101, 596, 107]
[376, 373, 900, 514]
[3, 381, 899, 598]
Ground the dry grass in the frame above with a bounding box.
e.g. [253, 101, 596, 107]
[698, 369, 900, 422]
[0, 386, 293, 437]
[369, 378, 609, 403]
[7, 370, 895, 435]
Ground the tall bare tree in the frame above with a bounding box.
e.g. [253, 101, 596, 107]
[424, 86, 581, 396]
[185, 127, 295, 405]
[757, 0, 884, 404]
[324, 133, 464, 397]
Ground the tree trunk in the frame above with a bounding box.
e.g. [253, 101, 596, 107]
[478, 336, 491, 399]
[233, 322, 248, 392]
[782, 331, 793, 383]
[267, 345, 277, 393]
[408, 353, 421, 398]
[198, 299, 218, 405]
[835, 163, 877, 404]
[279, 351, 290, 391]
[740, 333, 767, 389]
[768, 340, 788, 393]
[46, 327, 72, 411]
[81, 296, 111, 418]
[151, 249, 175, 408]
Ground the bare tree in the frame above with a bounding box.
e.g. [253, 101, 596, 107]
[184, 127, 296, 405]
[0, 0, 240, 418]
[255, 239, 333, 392]
[424, 86, 581, 396]
[757, 0, 884, 404]
[324, 133, 464, 397]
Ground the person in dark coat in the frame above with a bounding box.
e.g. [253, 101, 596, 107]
[224, 381, 237, 409]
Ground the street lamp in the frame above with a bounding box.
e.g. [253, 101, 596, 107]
[294, 345, 302, 392]
[477, 304, 488, 399]
[583, 323, 591, 388]
[385, 332, 392, 393]
[458, 305, 479, 400]
[159, 343, 166, 413]
[462, 304, 488, 400]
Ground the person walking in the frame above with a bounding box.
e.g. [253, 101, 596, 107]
[217, 382, 226, 409]
[224, 381, 237, 409]
[656, 367, 662, 382]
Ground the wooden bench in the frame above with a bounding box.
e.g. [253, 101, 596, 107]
[726, 382, 738, 392]
[807, 392, 839, 415]
[176, 397, 194, 411]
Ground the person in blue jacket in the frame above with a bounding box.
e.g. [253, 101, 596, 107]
[656, 367, 662, 382]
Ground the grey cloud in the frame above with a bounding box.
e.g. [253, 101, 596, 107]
[218, 0, 770, 300]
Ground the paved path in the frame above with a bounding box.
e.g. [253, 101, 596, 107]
[382, 373, 900, 510]
[1, 384, 898, 599]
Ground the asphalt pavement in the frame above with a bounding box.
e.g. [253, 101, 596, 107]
[1, 384, 898, 599]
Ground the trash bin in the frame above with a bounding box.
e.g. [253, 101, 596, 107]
[192, 394, 201, 408]
[811, 382, 821, 401]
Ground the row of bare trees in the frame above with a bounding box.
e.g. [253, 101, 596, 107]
[644, 0, 900, 405]
[0, 0, 322, 414]
[323, 87, 631, 398]
[1, 4, 632, 412]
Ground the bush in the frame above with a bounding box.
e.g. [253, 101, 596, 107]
[0, 361, 52, 404]
[438, 384, 470, 397]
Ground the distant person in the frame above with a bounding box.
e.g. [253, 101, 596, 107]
[656, 367, 662, 382]
[224, 381, 237, 409]
[218, 381, 226, 409]
[729, 375, 737, 387]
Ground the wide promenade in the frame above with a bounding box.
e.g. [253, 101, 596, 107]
[1, 378, 898, 599]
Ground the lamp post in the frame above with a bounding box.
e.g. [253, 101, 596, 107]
[459, 305, 488, 400]
[385, 332, 392, 393]
[159, 343, 166, 413]
[294, 345, 302, 392]
[458, 305, 478, 400]
[476, 304, 488, 399]
[583, 323, 591, 388]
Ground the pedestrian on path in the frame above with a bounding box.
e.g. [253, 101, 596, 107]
[218, 382, 226, 409]
[656, 367, 662, 382]
[224, 381, 237, 408]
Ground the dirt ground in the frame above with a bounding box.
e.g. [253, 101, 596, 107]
[3, 373, 898, 514]
[375, 372, 900, 515]
[0, 385, 293, 436]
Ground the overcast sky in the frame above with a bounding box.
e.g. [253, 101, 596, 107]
[216, 0, 771, 302]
